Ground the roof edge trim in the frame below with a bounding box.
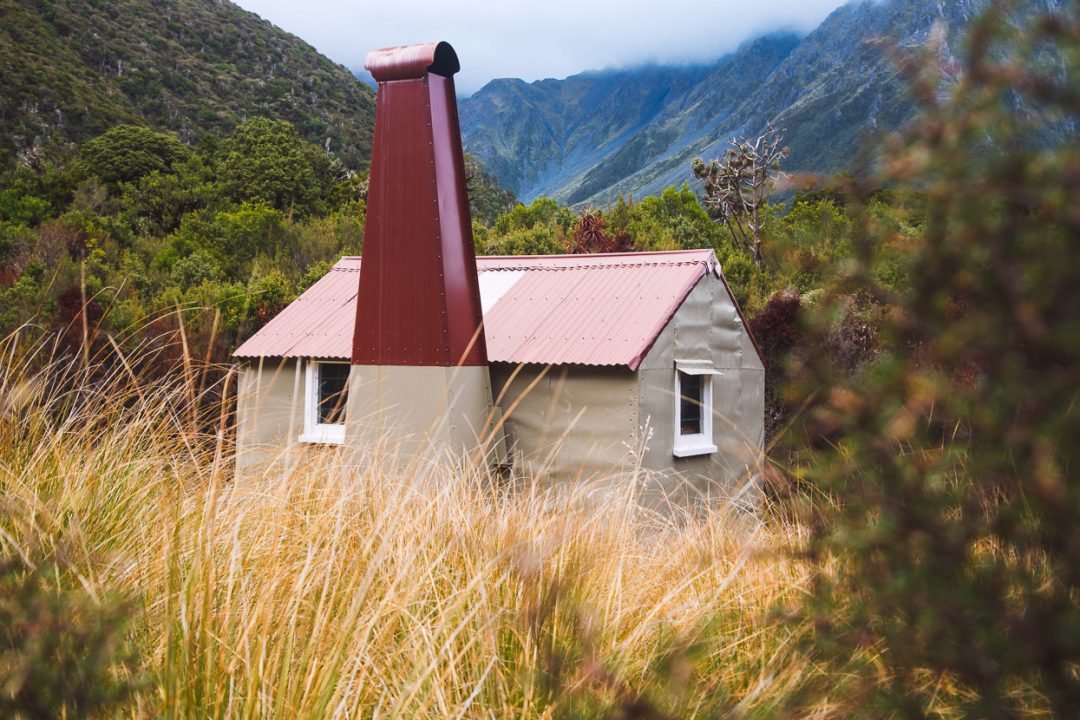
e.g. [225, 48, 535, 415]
[626, 259, 711, 371]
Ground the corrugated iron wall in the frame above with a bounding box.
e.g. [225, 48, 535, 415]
[637, 273, 764, 506]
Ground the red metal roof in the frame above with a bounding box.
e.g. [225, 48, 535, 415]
[233, 250, 723, 370]
[235, 260, 360, 362]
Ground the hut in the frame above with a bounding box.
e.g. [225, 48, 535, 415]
[231, 41, 765, 505]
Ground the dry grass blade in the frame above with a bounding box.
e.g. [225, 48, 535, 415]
[0, 328, 826, 718]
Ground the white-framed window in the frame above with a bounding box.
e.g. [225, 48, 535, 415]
[673, 361, 720, 457]
[299, 360, 350, 445]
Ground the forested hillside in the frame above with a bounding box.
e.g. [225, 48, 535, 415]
[0, 112, 922, 394]
[0, 117, 516, 362]
[0, 0, 376, 170]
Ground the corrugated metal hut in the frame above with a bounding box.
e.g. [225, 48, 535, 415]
[233, 251, 764, 502]
[230, 40, 765, 506]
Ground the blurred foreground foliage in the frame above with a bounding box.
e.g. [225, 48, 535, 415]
[778, 2, 1080, 715]
[0, 538, 137, 719]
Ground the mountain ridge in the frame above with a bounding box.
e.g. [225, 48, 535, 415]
[4, 0, 1061, 206]
[458, 0, 1001, 206]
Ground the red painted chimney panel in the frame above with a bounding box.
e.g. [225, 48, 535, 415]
[352, 42, 487, 367]
[429, 73, 486, 364]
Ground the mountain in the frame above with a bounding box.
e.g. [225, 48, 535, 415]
[0, 0, 375, 169]
[458, 60, 722, 202]
[459, 0, 994, 206]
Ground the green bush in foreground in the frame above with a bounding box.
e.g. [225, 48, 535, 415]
[786, 3, 1080, 716]
[0, 542, 136, 719]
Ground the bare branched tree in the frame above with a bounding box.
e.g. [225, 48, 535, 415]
[692, 124, 789, 266]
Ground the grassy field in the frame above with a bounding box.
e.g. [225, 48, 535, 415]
[0, 330, 836, 719]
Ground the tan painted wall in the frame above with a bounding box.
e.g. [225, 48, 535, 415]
[344, 364, 501, 461]
[636, 272, 764, 507]
[489, 363, 640, 483]
[234, 358, 305, 475]
[234, 361, 501, 475]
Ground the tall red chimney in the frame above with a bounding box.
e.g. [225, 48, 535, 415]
[346, 41, 497, 457]
[352, 41, 486, 367]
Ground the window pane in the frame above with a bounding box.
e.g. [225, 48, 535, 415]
[317, 364, 349, 425]
[679, 372, 702, 436]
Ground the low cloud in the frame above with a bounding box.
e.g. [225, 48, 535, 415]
[235, 0, 848, 94]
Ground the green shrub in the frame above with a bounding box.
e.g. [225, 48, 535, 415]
[216, 117, 338, 218]
[170, 250, 222, 291]
[78, 125, 191, 187]
[748, 290, 803, 439]
[0, 544, 136, 719]
[785, 4, 1080, 715]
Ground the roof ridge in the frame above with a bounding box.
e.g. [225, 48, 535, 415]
[478, 259, 711, 272]
[477, 248, 713, 260]
[337, 251, 715, 270]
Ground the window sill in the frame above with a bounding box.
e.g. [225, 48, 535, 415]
[673, 442, 717, 458]
[298, 427, 345, 445]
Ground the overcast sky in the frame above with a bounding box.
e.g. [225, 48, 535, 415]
[233, 0, 849, 94]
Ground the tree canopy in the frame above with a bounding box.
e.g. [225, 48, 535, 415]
[216, 118, 339, 218]
[78, 125, 191, 186]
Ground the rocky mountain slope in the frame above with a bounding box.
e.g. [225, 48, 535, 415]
[459, 0, 994, 205]
[0, 0, 375, 169]
[458, 60, 721, 203]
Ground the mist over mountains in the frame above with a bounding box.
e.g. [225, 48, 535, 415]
[3, 0, 1062, 206]
[458, 0, 996, 205]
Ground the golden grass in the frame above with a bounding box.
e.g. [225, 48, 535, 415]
[0, 332, 823, 718]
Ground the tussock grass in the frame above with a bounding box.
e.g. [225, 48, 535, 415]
[0, 331, 822, 718]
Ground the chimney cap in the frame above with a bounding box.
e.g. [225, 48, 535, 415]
[365, 41, 460, 82]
